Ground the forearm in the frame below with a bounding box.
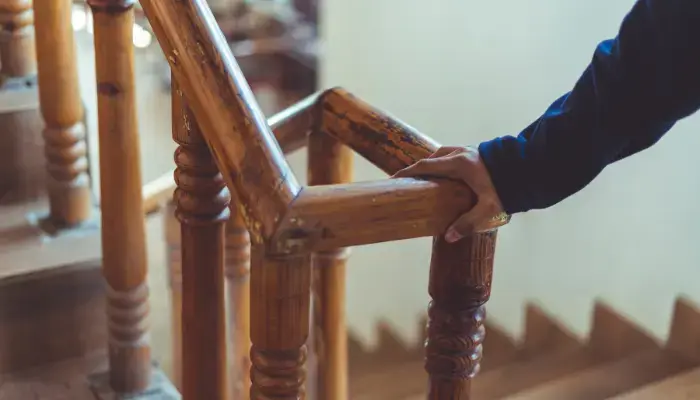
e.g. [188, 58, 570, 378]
[479, 0, 700, 214]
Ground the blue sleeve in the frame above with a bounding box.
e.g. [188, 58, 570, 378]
[478, 0, 700, 214]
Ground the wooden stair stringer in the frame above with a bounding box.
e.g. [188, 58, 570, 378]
[502, 349, 693, 400]
[348, 316, 519, 400]
[520, 302, 580, 358]
[470, 300, 659, 399]
[608, 366, 700, 399]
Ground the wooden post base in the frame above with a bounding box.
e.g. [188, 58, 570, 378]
[89, 363, 180, 400]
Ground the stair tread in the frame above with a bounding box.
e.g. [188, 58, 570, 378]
[0, 352, 106, 400]
[504, 349, 694, 400]
[609, 366, 700, 399]
[350, 324, 521, 399]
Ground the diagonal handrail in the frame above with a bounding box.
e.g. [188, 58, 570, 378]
[139, 0, 299, 243]
[141, 93, 318, 214]
[139, 0, 491, 252]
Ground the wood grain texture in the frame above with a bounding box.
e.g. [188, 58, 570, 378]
[141, 94, 317, 215]
[426, 233, 497, 400]
[249, 249, 311, 400]
[319, 87, 439, 175]
[139, 0, 300, 243]
[225, 215, 251, 400]
[33, 0, 92, 226]
[271, 177, 476, 254]
[0, 0, 36, 77]
[308, 131, 353, 400]
[172, 79, 230, 400]
[88, 0, 151, 392]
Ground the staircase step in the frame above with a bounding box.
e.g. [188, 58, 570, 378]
[503, 349, 694, 399]
[608, 366, 700, 399]
[0, 352, 105, 400]
[349, 322, 520, 399]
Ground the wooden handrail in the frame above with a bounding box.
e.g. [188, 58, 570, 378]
[319, 87, 441, 173]
[270, 178, 476, 254]
[141, 93, 317, 215]
[139, 0, 299, 243]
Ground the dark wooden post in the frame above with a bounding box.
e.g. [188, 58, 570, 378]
[172, 79, 230, 400]
[425, 230, 501, 399]
[250, 249, 311, 400]
[88, 0, 150, 392]
[33, 0, 92, 226]
[225, 216, 251, 400]
[308, 131, 352, 399]
[0, 0, 35, 78]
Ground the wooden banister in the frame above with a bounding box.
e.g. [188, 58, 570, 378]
[33, 0, 92, 226]
[308, 130, 353, 400]
[142, 94, 317, 215]
[88, 0, 151, 393]
[271, 178, 476, 254]
[172, 78, 230, 400]
[0, 0, 35, 78]
[319, 87, 440, 174]
[140, 0, 300, 242]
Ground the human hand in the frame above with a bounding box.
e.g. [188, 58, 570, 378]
[392, 146, 506, 243]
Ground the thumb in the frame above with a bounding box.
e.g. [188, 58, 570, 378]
[444, 201, 493, 243]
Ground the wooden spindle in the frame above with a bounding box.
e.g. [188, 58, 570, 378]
[164, 201, 183, 391]
[33, 0, 92, 226]
[250, 250, 311, 400]
[225, 216, 251, 400]
[172, 79, 230, 400]
[425, 232, 498, 399]
[308, 131, 352, 399]
[0, 0, 36, 78]
[88, 0, 150, 392]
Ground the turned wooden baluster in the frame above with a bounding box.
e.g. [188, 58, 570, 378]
[426, 232, 499, 399]
[33, 0, 92, 225]
[250, 249, 311, 400]
[308, 131, 353, 399]
[172, 78, 230, 399]
[0, 0, 35, 78]
[88, 0, 151, 392]
[225, 216, 251, 400]
[164, 201, 183, 391]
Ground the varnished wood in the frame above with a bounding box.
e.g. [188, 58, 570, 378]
[268, 91, 318, 154]
[163, 201, 182, 391]
[319, 87, 439, 175]
[172, 78, 230, 400]
[0, 0, 36, 77]
[32, 0, 92, 226]
[88, 0, 150, 392]
[425, 233, 497, 399]
[140, 0, 300, 243]
[141, 94, 317, 215]
[271, 177, 476, 254]
[308, 131, 352, 400]
[225, 216, 251, 400]
[249, 249, 311, 400]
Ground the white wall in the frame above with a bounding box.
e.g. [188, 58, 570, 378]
[308, 0, 700, 343]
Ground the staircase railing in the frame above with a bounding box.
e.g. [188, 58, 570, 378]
[15, 0, 509, 398]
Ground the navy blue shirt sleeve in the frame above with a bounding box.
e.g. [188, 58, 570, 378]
[478, 0, 700, 214]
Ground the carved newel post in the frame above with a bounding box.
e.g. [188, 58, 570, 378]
[425, 217, 508, 399]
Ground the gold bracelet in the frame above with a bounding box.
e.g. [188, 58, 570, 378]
[475, 211, 511, 232]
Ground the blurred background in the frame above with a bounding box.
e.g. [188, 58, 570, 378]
[58, 0, 700, 377]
